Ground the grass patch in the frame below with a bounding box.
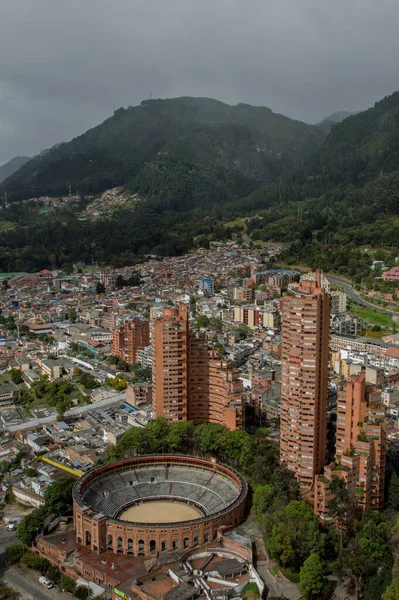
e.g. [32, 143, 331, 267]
[280, 567, 300, 583]
[349, 304, 395, 329]
[242, 582, 260, 599]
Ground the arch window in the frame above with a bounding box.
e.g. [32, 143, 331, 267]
[85, 531, 91, 546]
[149, 540, 156, 553]
[161, 540, 167, 552]
[127, 538, 133, 553]
[107, 534, 113, 548]
[183, 537, 189, 549]
[138, 539, 145, 554]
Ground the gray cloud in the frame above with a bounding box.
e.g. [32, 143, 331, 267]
[1, 0, 399, 163]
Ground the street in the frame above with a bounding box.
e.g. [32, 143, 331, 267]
[3, 568, 53, 600]
[328, 276, 399, 322]
[4, 392, 125, 432]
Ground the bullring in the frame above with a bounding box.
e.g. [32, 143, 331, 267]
[73, 454, 247, 557]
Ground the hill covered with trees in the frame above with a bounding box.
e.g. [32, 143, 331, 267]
[0, 96, 323, 201]
[1, 93, 399, 275]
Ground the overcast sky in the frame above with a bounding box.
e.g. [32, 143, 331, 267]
[1, 0, 399, 164]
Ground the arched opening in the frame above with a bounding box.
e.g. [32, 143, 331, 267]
[213, 530, 217, 540]
[117, 537, 123, 553]
[127, 539, 133, 554]
[107, 534, 113, 549]
[85, 531, 91, 546]
[193, 536, 199, 547]
[149, 540, 156, 554]
[161, 540, 167, 552]
[138, 539, 145, 555]
[183, 537, 189, 549]
[204, 533, 209, 543]
[172, 539, 178, 550]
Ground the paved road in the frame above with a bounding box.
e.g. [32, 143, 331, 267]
[0, 529, 18, 570]
[5, 392, 125, 432]
[328, 276, 399, 322]
[2, 567, 74, 600]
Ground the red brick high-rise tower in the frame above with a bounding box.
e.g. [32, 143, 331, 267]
[152, 304, 244, 429]
[280, 269, 330, 491]
[112, 318, 149, 364]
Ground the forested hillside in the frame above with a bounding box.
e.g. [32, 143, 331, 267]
[228, 93, 399, 281]
[0, 156, 30, 184]
[0, 96, 323, 201]
[1, 93, 399, 276]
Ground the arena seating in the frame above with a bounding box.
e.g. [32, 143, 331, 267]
[82, 460, 241, 521]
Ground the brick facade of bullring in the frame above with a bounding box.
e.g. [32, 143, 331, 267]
[73, 455, 248, 558]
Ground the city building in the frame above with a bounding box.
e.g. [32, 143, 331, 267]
[330, 291, 347, 315]
[331, 314, 363, 335]
[199, 279, 214, 297]
[152, 304, 244, 429]
[315, 373, 386, 520]
[112, 318, 150, 364]
[233, 306, 280, 330]
[280, 269, 330, 492]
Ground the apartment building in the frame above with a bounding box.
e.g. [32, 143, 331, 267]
[315, 373, 386, 519]
[233, 306, 280, 330]
[280, 269, 330, 491]
[112, 318, 150, 364]
[152, 304, 244, 429]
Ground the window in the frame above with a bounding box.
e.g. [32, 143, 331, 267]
[183, 537, 189, 549]
[107, 534, 113, 548]
[149, 540, 156, 553]
[161, 540, 167, 552]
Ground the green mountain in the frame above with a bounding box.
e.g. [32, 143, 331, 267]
[315, 111, 358, 134]
[232, 92, 399, 281]
[0, 156, 30, 184]
[0, 97, 323, 202]
[2, 93, 399, 280]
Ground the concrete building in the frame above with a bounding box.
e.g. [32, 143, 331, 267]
[331, 314, 363, 336]
[199, 279, 214, 297]
[315, 373, 386, 520]
[330, 291, 347, 315]
[152, 304, 244, 430]
[233, 306, 280, 330]
[112, 318, 149, 364]
[280, 269, 330, 491]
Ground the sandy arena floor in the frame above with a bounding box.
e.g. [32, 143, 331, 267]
[118, 500, 202, 523]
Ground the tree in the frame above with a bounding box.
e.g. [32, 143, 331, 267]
[266, 501, 326, 570]
[74, 585, 92, 600]
[195, 315, 210, 328]
[300, 553, 324, 598]
[16, 514, 44, 545]
[5, 544, 26, 564]
[327, 476, 350, 544]
[96, 282, 105, 294]
[335, 540, 375, 600]
[388, 471, 399, 510]
[9, 369, 22, 385]
[43, 477, 75, 516]
[209, 316, 223, 332]
[383, 577, 399, 600]
[69, 308, 77, 323]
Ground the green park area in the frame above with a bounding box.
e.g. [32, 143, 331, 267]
[349, 303, 395, 331]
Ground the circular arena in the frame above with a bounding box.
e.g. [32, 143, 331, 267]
[73, 455, 247, 557]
